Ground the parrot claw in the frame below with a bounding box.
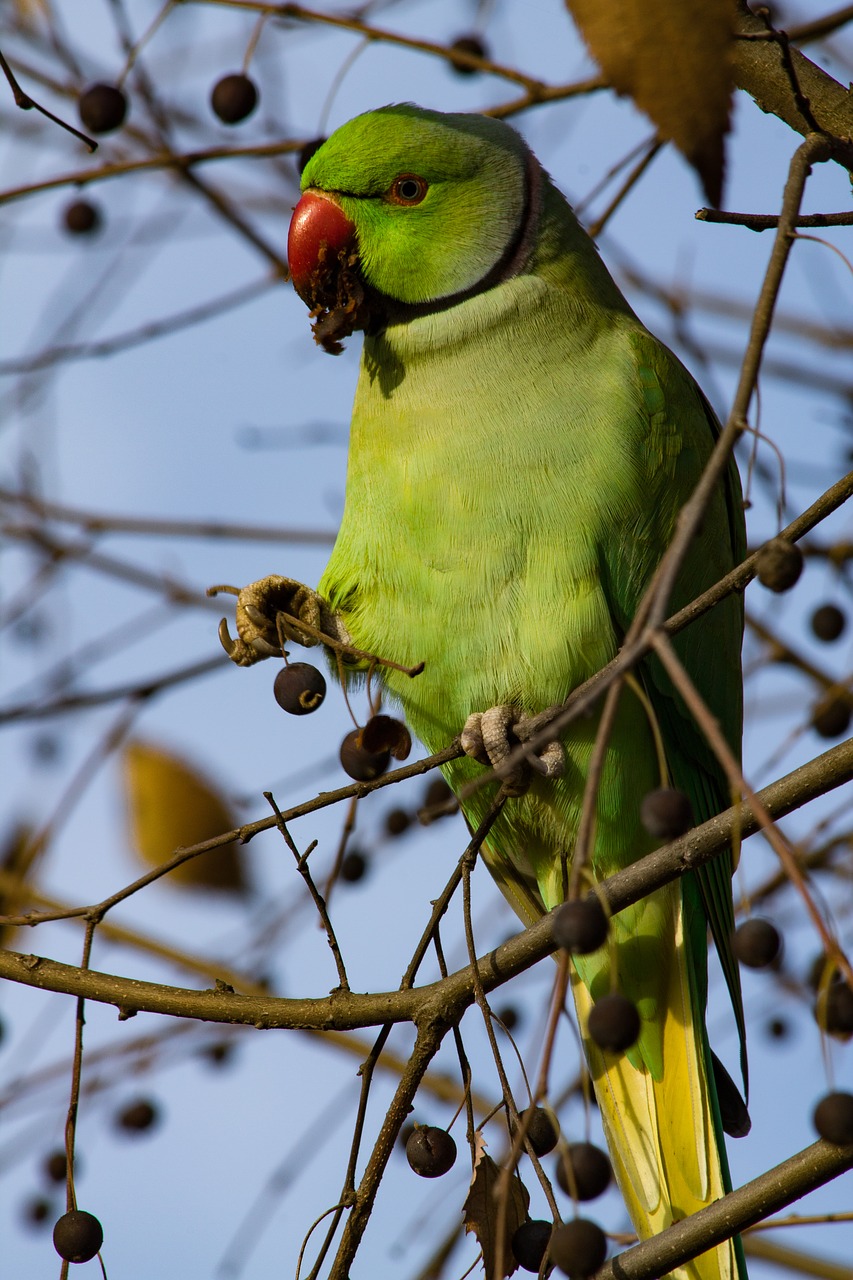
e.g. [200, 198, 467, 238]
[216, 617, 278, 666]
[208, 576, 350, 668]
[461, 707, 564, 795]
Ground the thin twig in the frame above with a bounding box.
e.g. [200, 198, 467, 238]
[264, 793, 349, 991]
[696, 208, 853, 230]
[0, 486, 337, 544]
[596, 1139, 853, 1280]
[650, 631, 852, 988]
[3, 736, 850, 1030]
[0, 46, 97, 150]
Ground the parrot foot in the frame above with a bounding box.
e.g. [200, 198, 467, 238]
[461, 706, 564, 796]
[208, 576, 350, 667]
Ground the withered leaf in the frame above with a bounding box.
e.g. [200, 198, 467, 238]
[462, 1134, 530, 1279]
[566, 0, 734, 206]
[123, 740, 247, 893]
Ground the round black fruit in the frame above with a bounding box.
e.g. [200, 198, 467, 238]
[553, 898, 608, 954]
[511, 1219, 552, 1272]
[588, 993, 640, 1053]
[733, 918, 781, 969]
[405, 1125, 457, 1177]
[274, 662, 326, 715]
[211, 73, 258, 124]
[555, 1142, 611, 1201]
[813, 1091, 853, 1146]
[549, 1218, 608, 1277]
[78, 84, 127, 134]
[53, 1210, 104, 1263]
[640, 787, 693, 840]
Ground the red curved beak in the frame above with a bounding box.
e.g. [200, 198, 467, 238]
[287, 190, 356, 300]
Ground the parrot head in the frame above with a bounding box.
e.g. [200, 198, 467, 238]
[287, 104, 534, 352]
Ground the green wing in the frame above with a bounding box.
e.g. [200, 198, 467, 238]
[602, 330, 747, 1091]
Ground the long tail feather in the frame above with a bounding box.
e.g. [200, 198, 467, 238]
[571, 883, 744, 1280]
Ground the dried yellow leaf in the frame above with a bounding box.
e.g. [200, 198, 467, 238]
[123, 740, 247, 893]
[566, 0, 734, 205]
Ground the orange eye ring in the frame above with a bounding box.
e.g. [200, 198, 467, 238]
[388, 174, 429, 206]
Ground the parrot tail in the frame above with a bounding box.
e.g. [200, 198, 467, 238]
[570, 881, 747, 1280]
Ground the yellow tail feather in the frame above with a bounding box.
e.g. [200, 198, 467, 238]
[571, 882, 737, 1280]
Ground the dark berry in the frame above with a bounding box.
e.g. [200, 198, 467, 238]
[640, 787, 693, 840]
[78, 84, 127, 134]
[23, 1196, 52, 1228]
[32, 733, 62, 764]
[273, 662, 326, 715]
[755, 537, 803, 592]
[340, 729, 390, 781]
[361, 714, 411, 760]
[424, 776, 453, 807]
[813, 1091, 853, 1145]
[405, 1125, 457, 1177]
[385, 807, 411, 837]
[555, 1142, 612, 1201]
[116, 1098, 158, 1133]
[553, 899, 608, 954]
[816, 980, 853, 1038]
[811, 604, 845, 642]
[549, 1217, 608, 1277]
[44, 1151, 67, 1183]
[53, 1209, 103, 1263]
[514, 1106, 559, 1157]
[63, 200, 101, 235]
[733, 918, 782, 969]
[211, 73, 259, 124]
[298, 137, 326, 173]
[588, 993, 640, 1052]
[203, 1040, 234, 1067]
[340, 850, 369, 883]
[512, 1219, 552, 1272]
[449, 33, 488, 74]
[812, 695, 851, 740]
[497, 1004, 520, 1032]
[419, 775, 457, 823]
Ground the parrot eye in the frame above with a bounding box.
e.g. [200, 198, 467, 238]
[388, 174, 429, 206]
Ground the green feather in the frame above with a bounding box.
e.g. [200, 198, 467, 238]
[301, 105, 748, 1280]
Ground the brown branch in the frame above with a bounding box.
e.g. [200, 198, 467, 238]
[651, 631, 851, 986]
[733, 2, 853, 167]
[586, 139, 663, 239]
[0, 653, 227, 724]
[0, 486, 337, 545]
[645, 133, 832, 642]
[790, 4, 853, 45]
[746, 611, 853, 701]
[0, 278, 275, 375]
[743, 1233, 853, 1280]
[193, 0, 549, 93]
[465, 466, 853, 802]
[322, 1021, 447, 1280]
[265, 795, 350, 992]
[598, 1140, 853, 1280]
[1, 736, 850, 1030]
[696, 208, 853, 230]
[1, 521, 218, 608]
[0, 46, 97, 151]
[0, 138, 303, 209]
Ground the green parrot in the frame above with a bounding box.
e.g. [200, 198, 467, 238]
[221, 105, 748, 1279]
